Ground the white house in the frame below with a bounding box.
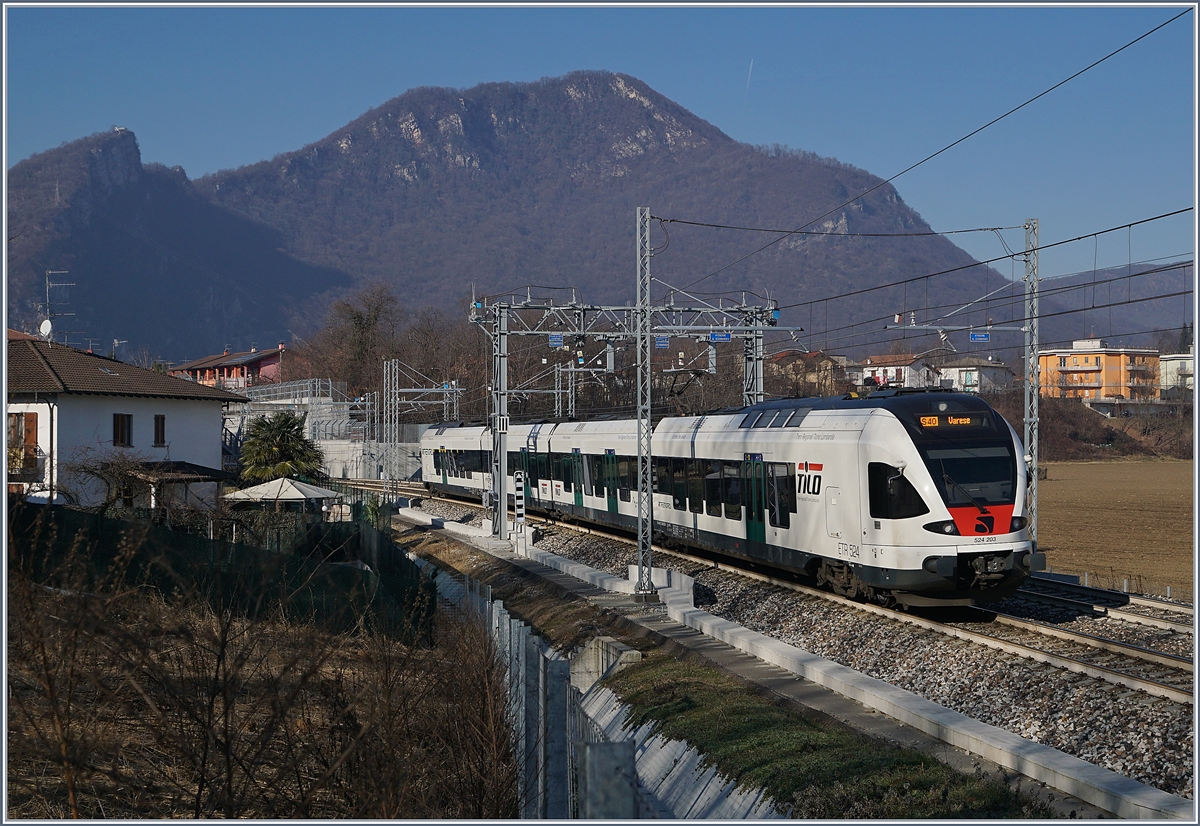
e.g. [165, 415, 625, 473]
[858, 353, 941, 389]
[1159, 347, 1194, 395]
[935, 356, 1015, 394]
[6, 334, 245, 507]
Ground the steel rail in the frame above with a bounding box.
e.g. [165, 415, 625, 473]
[1029, 574, 1194, 617]
[984, 610, 1193, 672]
[1017, 592, 1194, 635]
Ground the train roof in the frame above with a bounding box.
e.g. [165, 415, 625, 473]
[732, 388, 995, 416]
[422, 390, 1001, 437]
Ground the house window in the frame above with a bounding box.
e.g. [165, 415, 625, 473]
[154, 415, 166, 447]
[113, 414, 133, 447]
[7, 411, 38, 470]
[1058, 357, 1066, 367]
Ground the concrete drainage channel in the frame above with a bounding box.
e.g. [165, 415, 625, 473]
[399, 507, 1194, 820]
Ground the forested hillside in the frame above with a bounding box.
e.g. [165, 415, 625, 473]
[7, 71, 1191, 363]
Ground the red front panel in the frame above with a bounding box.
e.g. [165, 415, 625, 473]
[948, 504, 1016, 537]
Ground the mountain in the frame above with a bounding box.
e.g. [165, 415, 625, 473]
[6, 71, 1191, 363]
[6, 131, 351, 361]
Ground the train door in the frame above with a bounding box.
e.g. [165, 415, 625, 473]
[825, 486, 843, 539]
[572, 449, 584, 508]
[602, 450, 619, 514]
[743, 455, 767, 544]
[438, 448, 448, 485]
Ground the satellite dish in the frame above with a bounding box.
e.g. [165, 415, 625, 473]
[39, 319, 53, 339]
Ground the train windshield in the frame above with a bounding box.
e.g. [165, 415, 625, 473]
[887, 395, 1018, 508]
[922, 446, 1015, 507]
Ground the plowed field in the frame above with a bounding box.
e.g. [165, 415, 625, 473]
[1037, 460, 1194, 601]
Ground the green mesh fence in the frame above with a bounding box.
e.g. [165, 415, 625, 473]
[7, 501, 435, 643]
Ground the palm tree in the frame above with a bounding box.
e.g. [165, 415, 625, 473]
[239, 412, 324, 483]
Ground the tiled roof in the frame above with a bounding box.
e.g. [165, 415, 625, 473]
[175, 348, 281, 372]
[861, 353, 922, 368]
[7, 328, 38, 341]
[7, 339, 247, 402]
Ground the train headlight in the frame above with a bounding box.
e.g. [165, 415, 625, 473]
[1009, 516, 1028, 532]
[922, 520, 959, 536]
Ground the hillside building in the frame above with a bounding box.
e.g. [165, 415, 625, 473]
[1038, 339, 1159, 401]
[765, 350, 846, 396]
[859, 353, 940, 389]
[1159, 347, 1194, 398]
[935, 356, 1014, 394]
[172, 343, 286, 391]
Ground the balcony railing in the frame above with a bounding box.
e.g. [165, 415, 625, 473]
[7, 445, 46, 483]
[1056, 364, 1101, 372]
[1058, 378, 1102, 389]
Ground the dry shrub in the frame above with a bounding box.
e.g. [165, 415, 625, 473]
[7, 508, 517, 818]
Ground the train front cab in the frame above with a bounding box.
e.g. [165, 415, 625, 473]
[858, 395, 1044, 607]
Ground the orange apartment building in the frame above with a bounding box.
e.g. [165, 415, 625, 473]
[1038, 339, 1159, 401]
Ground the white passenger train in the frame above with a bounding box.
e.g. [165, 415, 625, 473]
[420, 389, 1045, 606]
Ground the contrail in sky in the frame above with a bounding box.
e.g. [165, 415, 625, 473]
[744, 59, 754, 100]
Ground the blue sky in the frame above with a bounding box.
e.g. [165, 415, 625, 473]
[4, 4, 1196, 282]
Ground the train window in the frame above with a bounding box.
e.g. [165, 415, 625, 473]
[688, 459, 705, 514]
[705, 460, 723, 517]
[558, 455, 573, 493]
[739, 412, 762, 429]
[768, 411, 789, 428]
[652, 457, 669, 495]
[670, 457, 688, 510]
[924, 447, 1015, 506]
[723, 462, 742, 520]
[752, 411, 775, 428]
[784, 408, 812, 427]
[767, 463, 796, 528]
[588, 455, 604, 497]
[868, 463, 930, 519]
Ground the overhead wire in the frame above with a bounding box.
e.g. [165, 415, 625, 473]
[763, 260, 1193, 355]
[667, 8, 1193, 294]
[657, 218, 1021, 237]
[774, 208, 1193, 312]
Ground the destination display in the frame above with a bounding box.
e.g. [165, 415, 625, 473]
[918, 413, 990, 428]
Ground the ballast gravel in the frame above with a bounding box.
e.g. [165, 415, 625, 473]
[414, 501, 1194, 799]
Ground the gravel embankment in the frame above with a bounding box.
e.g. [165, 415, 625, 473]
[412, 501, 1194, 799]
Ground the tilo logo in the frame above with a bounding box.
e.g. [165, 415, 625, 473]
[974, 515, 995, 534]
[797, 461, 823, 495]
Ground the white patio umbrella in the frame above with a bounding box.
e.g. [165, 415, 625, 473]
[223, 477, 341, 503]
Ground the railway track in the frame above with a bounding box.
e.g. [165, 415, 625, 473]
[1020, 576, 1194, 635]
[406, 495, 1193, 705]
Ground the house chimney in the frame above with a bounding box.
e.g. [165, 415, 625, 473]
[278, 341, 285, 351]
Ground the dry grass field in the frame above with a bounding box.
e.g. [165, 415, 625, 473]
[1037, 459, 1194, 601]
